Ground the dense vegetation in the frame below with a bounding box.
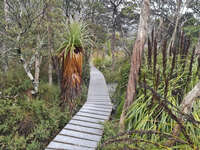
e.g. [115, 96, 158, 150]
[0, 62, 89, 149]
[95, 31, 200, 149]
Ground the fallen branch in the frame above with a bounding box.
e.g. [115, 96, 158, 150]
[140, 83, 195, 148]
[101, 137, 172, 149]
[0, 94, 18, 100]
[101, 130, 187, 148]
[166, 81, 200, 147]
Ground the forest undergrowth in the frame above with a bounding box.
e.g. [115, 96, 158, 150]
[96, 31, 200, 150]
[0, 61, 89, 149]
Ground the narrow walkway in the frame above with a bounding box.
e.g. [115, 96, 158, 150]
[46, 66, 112, 150]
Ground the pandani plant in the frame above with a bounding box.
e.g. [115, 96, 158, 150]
[56, 20, 93, 111]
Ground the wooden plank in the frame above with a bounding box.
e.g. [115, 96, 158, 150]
[84, 103, 112, 109]
[47, 141, 94, 150]
[88, 95, 109, 97]
[53, 135, 97, 148]
[87, 96, 110, 98]
[82, 105, 112, 113]
[87, 99, 111, 102]
[69, 119, 103, 129]
[60, 129, 102, 141]
[88, 99, 111, 102]
[80, 108, 111, 116]
[77, 112, 109, 120]
[86, 102, 112, 106]
[64, 124, 103, 135]
[73, 115, 105, 124]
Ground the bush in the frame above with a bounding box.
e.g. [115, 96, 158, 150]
[0, 94, 70, 149]
[93, 55, 122, 83]
[0, 59, 90, 149]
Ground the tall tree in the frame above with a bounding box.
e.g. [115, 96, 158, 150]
[47, 0, 53, 85]
[110, 0, 123, 70]
[1, 0, 10, 72]
[0, 0, 46, 94]
[119, 0, 150, 130]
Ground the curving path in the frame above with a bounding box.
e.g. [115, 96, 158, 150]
[45, 66, 113, 150]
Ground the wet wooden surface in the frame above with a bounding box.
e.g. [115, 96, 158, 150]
[46, 66, 112, 150]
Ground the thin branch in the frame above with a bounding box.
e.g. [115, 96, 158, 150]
[139, 83, 194, 148]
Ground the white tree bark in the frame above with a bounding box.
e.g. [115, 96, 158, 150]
[47, 1, 53, 85]
[1, 0, 10, 72]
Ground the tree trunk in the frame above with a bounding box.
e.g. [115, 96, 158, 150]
[16, 1, 39, 95]
[167, 0, 192, 53]
[47, 1, 53, 85]
[119, 0, 150, 131]
[111, 30, 116, 70]
[167, 1, 181, 54]
[2, 0, 10, 72]
[166, 81, 200, 146]
[34, 50, 41, 94]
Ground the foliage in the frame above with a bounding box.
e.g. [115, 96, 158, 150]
[100, 32, 200, 149]
[0, 89, 69, 150]
[93, 55, 124, 83]
[0, 63, 89, 149]
[55, 20, 92, 111]
[56, 20, 93, 58]
[0, 65, 32, 96]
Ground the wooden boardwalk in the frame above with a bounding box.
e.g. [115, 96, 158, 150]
[46, 66, 112, 150]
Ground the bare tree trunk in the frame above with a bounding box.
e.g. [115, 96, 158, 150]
[110, 0, 123, 70]
[167, 1, 181, 54]
[119, 0, 150, 131]
[48, 56, 53, 85]
[47, 2, 53, 85]
[17, 32, 38, 95]
[34, 51, 40, 93]
[2, 0, 10, 72]
[166, 82, 200, 146]
[34, 33, 42, 94]
[1, 44, 8, 72]
[167, 0, 192, 53]
[111, 31, 116, 70]
[156, 17, 164, 45]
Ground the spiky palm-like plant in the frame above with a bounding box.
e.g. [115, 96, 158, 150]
[57, 21, 93, 111]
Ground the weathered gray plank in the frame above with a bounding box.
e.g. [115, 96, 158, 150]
[53, 135, 97, 148]
[69, 119, 103, 129]
[73, 115, 105, 124]
[64, 124, 103, 135]
[86, 102, 112, 106]
[47, 141, 94, 150]
[82, 106, 112, 113]
[80, 108, 111, 116]
[60, 129, 102, 141]
[77, 112, 109, 120]
[84, 103, 112, 109]
[87, 100, 111, 102]
[88, 95, 109, 97]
